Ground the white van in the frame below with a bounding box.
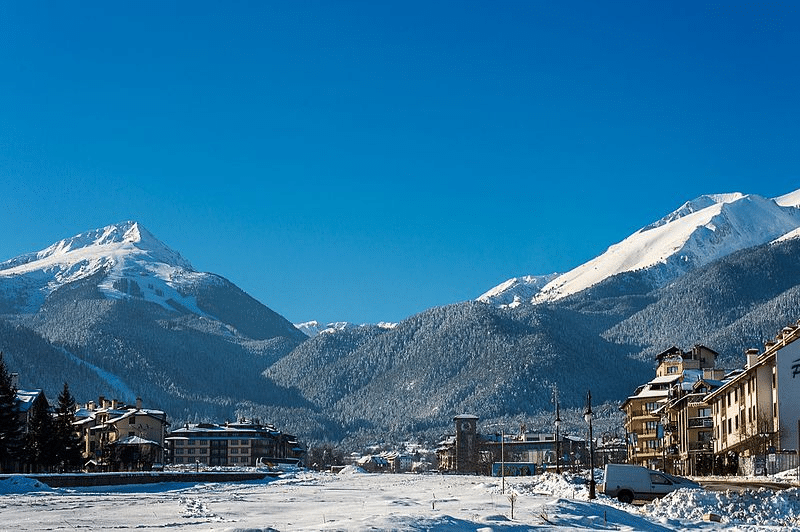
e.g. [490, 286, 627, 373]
[601, 463, 700, 503]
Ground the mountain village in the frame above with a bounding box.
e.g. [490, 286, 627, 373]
[2, 190, 800, 495]
[1, 316, 799, 491]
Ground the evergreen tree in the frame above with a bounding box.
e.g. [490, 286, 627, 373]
[53, 382, 83, 470]
[23, 394, 54, 472]
[0, 352, 23, 472]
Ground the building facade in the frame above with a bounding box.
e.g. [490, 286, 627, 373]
[621, 345, 718, 469]
[74, 396, 168, 470]
[706, 322, 800, 474]
[166, 419, 305, 467]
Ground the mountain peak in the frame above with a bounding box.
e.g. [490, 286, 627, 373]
[0, 222, 196, 313]
[21, 221, 193, 272]
[480, 188, 800, 308]
[641, 193, 745, 232]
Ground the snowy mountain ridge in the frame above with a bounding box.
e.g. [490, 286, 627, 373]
[295, 320, 397, 337]
[0, 220, 216, 315]
[481, 189, 800, 307]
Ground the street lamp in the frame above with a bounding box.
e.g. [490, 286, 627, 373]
[500, 427, 505, 494]
[584, 390, 596, 499]
[554, 391, 561, 474]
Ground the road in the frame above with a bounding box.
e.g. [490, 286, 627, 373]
[698, 478, 794, 492]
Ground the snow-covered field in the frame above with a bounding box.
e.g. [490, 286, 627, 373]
[1, 469, 799, 531]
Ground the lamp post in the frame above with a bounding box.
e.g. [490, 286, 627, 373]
[584, 390, 596, 499]
[554, 389, 561, 474]
[500, 428, 505, 494]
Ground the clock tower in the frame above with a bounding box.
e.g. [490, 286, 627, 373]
[453, 414, 479, 473]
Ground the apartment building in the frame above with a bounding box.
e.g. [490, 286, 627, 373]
[166, 419, 305, 467]
[706, 321, 800, 474]
[621, 345, 718, 469]
[74, 396, 168, 470]
[660, 373, 725, 475]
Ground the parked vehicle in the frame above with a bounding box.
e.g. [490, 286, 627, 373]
[601, 464, 700, 503]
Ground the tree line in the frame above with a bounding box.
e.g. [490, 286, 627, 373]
[0, 352, 83, 473]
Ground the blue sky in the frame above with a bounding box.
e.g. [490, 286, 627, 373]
[1, 1, 798, 324]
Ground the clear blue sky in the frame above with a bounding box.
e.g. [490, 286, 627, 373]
[1, 1, 798, 324]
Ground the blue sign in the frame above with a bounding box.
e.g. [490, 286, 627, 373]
[492, 463, 536, 477]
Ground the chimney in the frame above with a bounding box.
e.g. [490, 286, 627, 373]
[111, 399, 118, 410]
[98, 396, 106, 408]
[10, 373, 19, 389]
[746, 348, 760, 368]
[136, 397, 142, 410]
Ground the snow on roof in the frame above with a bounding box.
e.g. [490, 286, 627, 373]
[14, 389, 42, 412]
[631, 388, 669, 399]
[649, 375, 682, 384]
[112, 435, 160, 446]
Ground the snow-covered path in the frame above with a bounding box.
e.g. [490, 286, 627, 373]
[0, 470, 798, 531]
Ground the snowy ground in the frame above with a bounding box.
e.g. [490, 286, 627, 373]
[0, 468, 799, 531]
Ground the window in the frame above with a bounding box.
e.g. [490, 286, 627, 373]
[175, 457, 183, 463]
[188, 448, 195, 455]
[650, 473, 672, 485]
[697, 408, 711, 417]
[199, 440, 207, 445]
[645, 402, 660, 412]
[727, 419, 732, 434]
[645, 421, 658, 433]
[231, 448, 238, 454]
[647, 440, 660, 449]
[129, 416, 136, 425]
[128, 431, 135, 437]
[667, 366, 678, 374]
[175, 448, 184, 455]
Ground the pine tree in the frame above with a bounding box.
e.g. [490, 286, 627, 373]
[53, 382, 83, 471]
[23, 394, 54, 472]
[0, 352, 24, 472]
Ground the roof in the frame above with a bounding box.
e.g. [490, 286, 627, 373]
[14, 389, 43, 413]
[453, 414, 479, 420]
[112, 435, 160, 446]
[650, 375, 682, 384]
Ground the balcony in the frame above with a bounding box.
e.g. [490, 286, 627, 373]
[689, 441, 713, 452]
[688, 417, 713, 429]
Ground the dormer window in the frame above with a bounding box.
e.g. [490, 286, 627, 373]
[667, 366, 678, 374]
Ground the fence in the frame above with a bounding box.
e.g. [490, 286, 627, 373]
[738, 452, 798, 476]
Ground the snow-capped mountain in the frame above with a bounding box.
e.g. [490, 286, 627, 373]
[481, 189, 800, 306]
[0, 221, 215, 315]
[0, 221, 308, 434]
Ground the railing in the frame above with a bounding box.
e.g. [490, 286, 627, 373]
[689, 441, 713, 451]
[688, 417, 713, 428]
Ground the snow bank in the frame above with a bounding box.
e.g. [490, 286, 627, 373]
[646, 486, 800, 527]
[337, 464, 368, 475]
[0, 476, 52, 494]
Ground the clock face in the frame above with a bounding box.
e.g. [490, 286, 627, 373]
[460, 421, 471, 431]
